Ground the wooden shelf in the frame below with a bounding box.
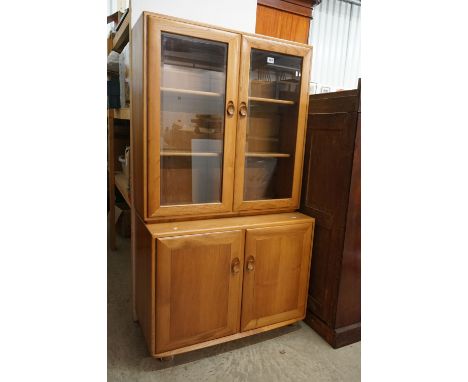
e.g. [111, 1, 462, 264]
[113, 108, 130, 120]
[246, 152, 291, 158]
[112, 12, 129, 53]
[115, 172, 131, 206]
[161, 150, 221, 157]
[249, 96, 295, 105]
[161, 87, 222, 97]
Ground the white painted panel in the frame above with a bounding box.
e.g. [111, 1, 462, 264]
[128, 0, 256, 33]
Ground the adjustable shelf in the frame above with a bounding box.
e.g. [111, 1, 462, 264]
[161, 150, 221, 157]
[161, 87, 222, 97]
[249, 96, 295, 105]
[245, 152, 291, 158]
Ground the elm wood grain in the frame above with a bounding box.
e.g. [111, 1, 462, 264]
[256, 4, 310, 44]
[241, 223, 313, 331]
[155, 230, 244, 353]
[300, 86, 361, 348]
[134, 213, 315, 357]
[145, 212, 313, 238]
[233, 34, 311, 213]
[146, 15, 240, 219]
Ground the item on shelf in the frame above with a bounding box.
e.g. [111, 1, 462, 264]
[278, 71, 300, 101]
[107, 51, 120, 74]
[107, 79, 120, 108]
[247, 112, 280, 152]
[250, 69, 276, 98]
[191, 114, 223, 132]
[246, 137, 280, 152]
[119, 43, 130, 108]
[118, 146, 130, 184]
[244, 158, 278, 200]
[162, 64, 224, 94]
[248, 112, 280, 138]
[162, 117, 223, 151]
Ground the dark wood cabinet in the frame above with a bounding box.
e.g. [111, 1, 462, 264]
[300, 84, 361, 348]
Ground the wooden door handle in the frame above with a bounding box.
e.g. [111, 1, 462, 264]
[246, 256, 255, 272]
[231, 258, 240, 274]
[239, 102, 247, 117]
[226, 101, 235, 116]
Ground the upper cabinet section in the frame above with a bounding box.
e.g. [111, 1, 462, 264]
[132, 13, 312, 222]
[234, 36, 312, 212]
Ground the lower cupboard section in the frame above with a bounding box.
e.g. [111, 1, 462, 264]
[134, 212, 314, 357]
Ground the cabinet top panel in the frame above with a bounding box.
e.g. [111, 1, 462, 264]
[141, 11, 312, 50]
[145, 212, 314, 238]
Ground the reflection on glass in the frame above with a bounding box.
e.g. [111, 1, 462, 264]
[243, 49, 303, 201]
[160, 33, 227, 205]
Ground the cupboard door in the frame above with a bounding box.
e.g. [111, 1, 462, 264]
[155, 230, 244, 353]
[241, 223, 313, 331]
[146, 16, 240, 218]
[233, 36, 312, 212]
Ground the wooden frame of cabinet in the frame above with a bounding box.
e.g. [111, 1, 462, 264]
[131, 12, 312, 224]
[130, 11, 316, 359]
[233, 35, 311, 212]
[135, 212, 314, 357]
[146, 17, 241, 219]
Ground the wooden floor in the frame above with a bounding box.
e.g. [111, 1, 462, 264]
[107, 233, 361, 382]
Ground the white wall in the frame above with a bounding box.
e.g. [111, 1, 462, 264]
[108, 0, 257, 33]
[309, 0, 361, 92]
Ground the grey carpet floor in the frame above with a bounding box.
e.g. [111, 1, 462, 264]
[108, 234, 361, 382]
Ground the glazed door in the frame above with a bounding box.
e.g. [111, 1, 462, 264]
[147, 16, 240, 218]
[233, 35, 311, 212]
[155, 230, 244, 354]
[241, 223, 313, 331]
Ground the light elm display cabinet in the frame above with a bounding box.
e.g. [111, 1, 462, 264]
[131, 12, 315, 358]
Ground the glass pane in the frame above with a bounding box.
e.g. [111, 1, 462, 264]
[160, 33, 227, 206]
[244, 49, 302, 201]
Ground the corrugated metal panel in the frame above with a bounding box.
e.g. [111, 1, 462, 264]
[309, 0, 361, 91]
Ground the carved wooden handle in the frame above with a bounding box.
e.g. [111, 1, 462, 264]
[226, 101, 235, 116]
[231, 258, 240, 274]
[239, 102, 247, 117]
[246, 256, 255, 272]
